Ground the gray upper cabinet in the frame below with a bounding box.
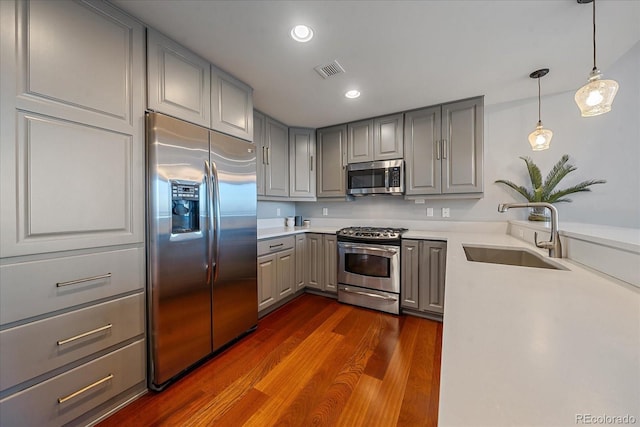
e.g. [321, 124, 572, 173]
[254, 111, 266, 196]
[404, 97, 483, 196]
[404, 106, 442, 195]
[347, 114, 403, 164]
[347, 119, 374, 163]
[373, 114, 404, 160]
[289, 128, 316, 200]
[147, 29, 211, 128]
[265, 117, 289, 197]
[0, 0, 145, 257]
[317, 125, 347, 198]
[441, 98, 483, 194]
[211, 65, 253, 141]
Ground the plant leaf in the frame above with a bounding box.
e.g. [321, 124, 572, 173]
[494, 179, 534, 201]
[542, 154, 576, 200]
[546, 179, 607, 203]
[520, 156, 542, 192]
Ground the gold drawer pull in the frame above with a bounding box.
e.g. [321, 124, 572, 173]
[57, 324, 112, 346]
[56, 273, 112, 288]
[57, 374, 114, 404]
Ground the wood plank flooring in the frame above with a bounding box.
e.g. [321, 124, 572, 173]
[98, 294, 443, 427]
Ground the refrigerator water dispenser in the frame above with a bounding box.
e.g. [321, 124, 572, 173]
[171, 181, 199, 233]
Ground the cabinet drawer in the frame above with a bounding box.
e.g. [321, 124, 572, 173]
[0, 339, 145, 427]
[0, 293, 144, 392]
[0, 248, 144, 325]
[258, 236, 295, 256]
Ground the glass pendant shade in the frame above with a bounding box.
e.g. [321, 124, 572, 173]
[574, 69, 619, 117]
[528, 122, 553, 151]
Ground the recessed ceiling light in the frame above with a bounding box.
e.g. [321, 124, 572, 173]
[345, 90, 361, 99]
[290, 25, 313, 42]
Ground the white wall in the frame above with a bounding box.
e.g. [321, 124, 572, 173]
[277, 43, 640, 228]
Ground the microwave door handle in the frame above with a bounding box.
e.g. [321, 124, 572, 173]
[384, 168, 389, 188]
[204, 160, 214, 285]
[210, 159, 222, 282]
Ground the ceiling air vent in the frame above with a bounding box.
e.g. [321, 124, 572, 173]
[314, 60, 345, 79]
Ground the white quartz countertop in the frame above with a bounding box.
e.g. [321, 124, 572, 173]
[257, 226, 640, 425]
[258, 226, 339, 240]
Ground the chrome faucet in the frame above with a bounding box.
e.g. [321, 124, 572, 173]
[498, 202, 562, 258]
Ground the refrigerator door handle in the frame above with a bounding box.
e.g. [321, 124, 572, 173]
[204, 160, 215, 284]
[211, 159, 222, 282]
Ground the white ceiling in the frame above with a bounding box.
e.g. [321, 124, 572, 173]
[112, 0, 640, 129]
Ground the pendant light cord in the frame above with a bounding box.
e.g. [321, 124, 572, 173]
[537, 77, 541, 123]
[592, 0, 597, 71]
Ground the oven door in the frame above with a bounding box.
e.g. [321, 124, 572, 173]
[338, 241, 400, 293]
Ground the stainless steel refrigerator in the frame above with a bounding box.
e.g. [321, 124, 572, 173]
[146, 112, 257, 390]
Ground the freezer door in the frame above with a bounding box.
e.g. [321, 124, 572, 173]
[147, 113, 212, 388]
[209, 130, 258, 350]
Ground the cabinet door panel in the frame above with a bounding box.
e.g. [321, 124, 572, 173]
[211, 66, 253, 141]
[400, 240, 419, 309]
[374, 114, 403, 160]
[347, 119, 373, 163]
[13, 0, 143, 131]
[258, 254, 277, 310]
[289, 128, 316, 199]
[317, 125, 347, 197]
[305, 234, 323, 290]
[147, 29, 211, 127]
[442, 98, 483, 194]
[254, 111, 266, 196]
[295, 234, 306, 290]
[419, 241, 447, 314]
[1, 113, 139, 257]
[265, 118, 289, 197]
[323, 235, 338, 293]
[277, 248, 295, 298]
[404, 107, 441, 195]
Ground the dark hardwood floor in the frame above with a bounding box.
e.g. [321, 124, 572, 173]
[98, 294, 443, 426]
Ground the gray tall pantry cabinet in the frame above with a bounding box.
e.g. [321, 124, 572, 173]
[0, 1, 146, 426]
[317, 125, 348, 198]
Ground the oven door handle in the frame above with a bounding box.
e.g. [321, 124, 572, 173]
[341, 287, 398, 301]
[339, 243, 398, 255]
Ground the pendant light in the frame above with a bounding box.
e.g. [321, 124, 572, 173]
[528, 68, 553, 151]
[574, 0, 619, 117]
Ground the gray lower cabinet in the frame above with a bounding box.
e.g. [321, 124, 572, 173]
[404, 97, 483, 196]
[0, 1, 146, 424]
[317, 125, 347, 198]
[295, 234, 306, 291]
[401, 239, 447, 318]
[304, 233, 337, 294]
[289, 128, 316, 199]
[258, 236, 295, 312]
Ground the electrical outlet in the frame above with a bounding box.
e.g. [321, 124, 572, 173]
[322, 207, 328, 216]
[442, 207, 450, 218]
[414, 199, 425, 205]
[276, 208, 281, 217]
[427, 208, 434, 217]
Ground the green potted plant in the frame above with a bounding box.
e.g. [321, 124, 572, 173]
[495, 154, 606, 221]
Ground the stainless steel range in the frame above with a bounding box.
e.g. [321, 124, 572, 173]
[337, 226, 407, 315]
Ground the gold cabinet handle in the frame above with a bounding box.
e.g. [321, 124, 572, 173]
[57, 374, 114, 404]
[56, 273, 111, 288]
[57, 324, 112, 346]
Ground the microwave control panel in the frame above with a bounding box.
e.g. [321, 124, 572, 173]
[389, 167, 401, 187]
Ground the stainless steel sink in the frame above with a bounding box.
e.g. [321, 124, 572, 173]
[463, 245, 567, 270]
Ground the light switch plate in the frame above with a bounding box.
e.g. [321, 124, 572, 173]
[322, 207, 328, 216]
[276, 208, 281, 216]
[442, 207, 450, 218]
[427, 208, 434, 217]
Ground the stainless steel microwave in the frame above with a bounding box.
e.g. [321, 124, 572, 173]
[346, 159, 404, 196]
